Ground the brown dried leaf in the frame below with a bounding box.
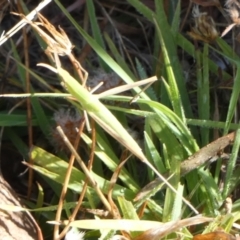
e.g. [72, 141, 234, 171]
[193, 231, 236, 240]
[135, 132, 235, 201]
[133, 215, 213, 240]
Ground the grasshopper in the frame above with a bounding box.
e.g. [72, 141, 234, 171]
[38, 63, 198, 214]
[10, 11, 198, 214]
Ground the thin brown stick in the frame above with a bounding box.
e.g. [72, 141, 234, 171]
[55, 126, 112, 213]
[53, 119, 86, 240]
[17, 2, 34, 200]
[88, 119, 96, 169]
[58, 119, 96, 240]
[135, 132, 236, 201]
[180, 1, 192, 32]
[107, 150, 132, 240]
[107, 150, 131, 219]
[137, 201, 148, 219]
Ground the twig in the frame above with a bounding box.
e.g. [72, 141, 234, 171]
[0, 0, 52, 46]
[135, 132, 236, 201]
[56, 126, 112, 212]
[53, 120, 85, 240]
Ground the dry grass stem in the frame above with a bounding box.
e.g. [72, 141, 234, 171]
[55, 126, 112, 212]
[0, 0, 52, 46]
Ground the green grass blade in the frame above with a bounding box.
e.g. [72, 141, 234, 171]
[144, 130, 165, 174]
[197, 44, 210, 146]
[224, 64, 240, 133]
[171, 1, 181, 36]
[0, 112, 38, 126]
[198, 169, 222, 215]
[31, 146, 136, 200]
[10, 40, 51, 138]
[135, 58, 158, 101]
[186, 119, 240, 130]
[5, 128, 29, 159]
[127, 0, 155, 21]
[118, 196, 140, 237]
[86, 0, 108, 72]
[104, 32, 135, 79]
[154, 0, 187, 121]
[222, 128, 240, 199]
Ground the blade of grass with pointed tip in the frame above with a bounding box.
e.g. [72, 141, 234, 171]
[68, 216, 213, 231]
[154, 3, 185, 120]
